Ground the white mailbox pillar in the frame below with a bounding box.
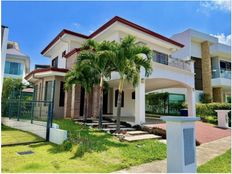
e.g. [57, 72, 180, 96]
[161, 116, 200, 173]
[215, 110, 230, 128]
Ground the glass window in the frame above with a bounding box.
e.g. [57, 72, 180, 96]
[4, 61, 23, 75]
[169, 93, 185, 104]
[220, 61, 231, 71]
[153, 51, 168, 65]
[52, 57, 58, 68]
[44, 81, 53, 101]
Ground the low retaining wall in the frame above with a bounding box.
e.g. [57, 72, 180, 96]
[2, 118, 67, 145]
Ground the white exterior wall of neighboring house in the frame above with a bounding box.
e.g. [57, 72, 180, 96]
[170, 29, 231, 103]
[1, 26, 9, 96]
[4, 41, 30, 84]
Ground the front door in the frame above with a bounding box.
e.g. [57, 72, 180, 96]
[80, 87, 85, 116]
[103, 90, 108, 114]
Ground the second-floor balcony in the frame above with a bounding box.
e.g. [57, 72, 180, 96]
[211, 69, 231, 88]
[153, 56, 192, 72]
[212, 69, 231, 79]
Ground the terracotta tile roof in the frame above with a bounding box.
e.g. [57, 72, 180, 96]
[25, 67, 68, 80]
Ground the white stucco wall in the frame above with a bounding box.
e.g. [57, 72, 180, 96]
[191, 41, 201, 58]
[171, 31, 191, 60]
[50, 44, 68, 69]
[1, 27, 9, 95]
[112, 88, 135, 117]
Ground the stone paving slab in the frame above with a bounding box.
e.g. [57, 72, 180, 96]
[127, 131, 148, 135]
[123, 134, 162, 142]
[114, 136, 231, 173]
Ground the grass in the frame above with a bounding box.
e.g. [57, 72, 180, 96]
[2, 119, 166, 173]
[1, 125, 44, 145]
[197, 149, 231, 173]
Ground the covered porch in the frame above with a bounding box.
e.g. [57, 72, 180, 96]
[104, 61, 196, 125]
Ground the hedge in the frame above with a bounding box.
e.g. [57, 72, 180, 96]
[196, 103, 231, 116]
[196, 103, 231, 125]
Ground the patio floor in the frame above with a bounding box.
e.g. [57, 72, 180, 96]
[144, 121, 231, 144]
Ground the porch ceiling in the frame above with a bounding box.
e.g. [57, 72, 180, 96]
[107, 78, 187, 92]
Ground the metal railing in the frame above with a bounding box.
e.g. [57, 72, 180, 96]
[212, 69, 231, 79]
[2, 99, 53, 141]
[2, 99, 52, 122]
[153, 56, 192, 72]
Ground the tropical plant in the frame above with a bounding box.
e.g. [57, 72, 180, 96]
[66, 40, 115, 127]
[65, 62, 99, 122]
[111, 35, 153, 132]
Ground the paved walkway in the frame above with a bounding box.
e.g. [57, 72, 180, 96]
[115, 136, 231, 173]
[144, 121, 231, 144]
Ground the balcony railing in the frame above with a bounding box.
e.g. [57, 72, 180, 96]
[153, 56, 192, 72]
[212, 69, 231, 79]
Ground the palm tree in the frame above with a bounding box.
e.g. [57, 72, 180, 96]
[112, 35, 153, 132]
[65, 62, 99, 122]
[76, 40, 115, 128]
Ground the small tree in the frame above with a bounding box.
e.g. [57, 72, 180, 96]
[2, 77, 23, 100]
[65, 62, 99, 122]
[77, 40, 115, 128]
[111, 35, 153, 132]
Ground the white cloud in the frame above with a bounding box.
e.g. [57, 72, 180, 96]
[73, 22, 80, 28]
[198, 0, 231, 15]
[210, 33, 231, 45]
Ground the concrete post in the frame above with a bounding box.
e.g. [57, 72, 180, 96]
[187, 87, 196, 117]
[215, 110, 230, 128]
[135, 78, 145, 125]
[161, 116, 200, 173]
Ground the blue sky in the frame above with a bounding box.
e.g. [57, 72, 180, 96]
[2, 1, 231, 70]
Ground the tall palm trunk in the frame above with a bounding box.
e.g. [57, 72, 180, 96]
[84, 92, 89, 123]
[116, 78, 124, 132]
[98, 75, 104, 129]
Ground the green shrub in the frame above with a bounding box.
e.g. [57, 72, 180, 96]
[61, 140, 73, 151]
[199, 93, 212, 103]
[196, 103, 231, 116]
[196, 103, 231, 124]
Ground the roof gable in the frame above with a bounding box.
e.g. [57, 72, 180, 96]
[41, 16, 184, 55]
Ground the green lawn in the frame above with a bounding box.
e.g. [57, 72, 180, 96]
[1, 125, 44, 145]
[198, 149, 231, 173]
[2, 119, 166, 173]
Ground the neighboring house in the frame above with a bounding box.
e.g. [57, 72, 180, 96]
[5, 41, 30, 84]
[1, 25, 9, 96]
[25, 16, 195, 124]
[170, 29, 231, 103]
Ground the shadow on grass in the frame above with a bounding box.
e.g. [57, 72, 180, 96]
[48, 119, 128, 159]
[49, 129, 128, 159]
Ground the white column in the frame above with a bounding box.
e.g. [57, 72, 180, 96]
[215, 110, 230, 128]
[161, 116, 200, 173]
[187, 87, 196, 117]
[135, 78, 145, 125]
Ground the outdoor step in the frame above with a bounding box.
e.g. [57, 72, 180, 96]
[103, 127, 136, 132]
[123, 134, 162, 142]
[106, 124, 126, 128]
[127, 131, 148, 136]
[85, 122, 116, 126]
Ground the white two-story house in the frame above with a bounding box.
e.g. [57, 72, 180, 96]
[25, 16, 196, 124]
[171, 29, 231, 103]
[4, 41, 30, 84]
